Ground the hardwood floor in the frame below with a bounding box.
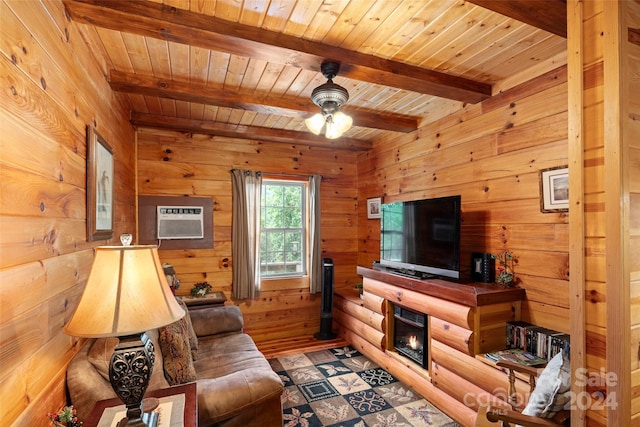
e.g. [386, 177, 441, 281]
[256, 334, 349, 359]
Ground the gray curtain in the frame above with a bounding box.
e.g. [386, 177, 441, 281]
[309, 174, 322, 293]
[231, 169, 262, 299]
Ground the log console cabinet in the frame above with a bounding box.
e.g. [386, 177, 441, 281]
[334, 266, 529, 427]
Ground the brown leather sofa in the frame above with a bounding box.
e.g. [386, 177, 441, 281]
[66, 304, 284, 426]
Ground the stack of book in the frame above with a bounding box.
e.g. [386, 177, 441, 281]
[505, 321, 570, 361]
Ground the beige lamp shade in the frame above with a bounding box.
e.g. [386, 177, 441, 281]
[64, 245, 185, 338]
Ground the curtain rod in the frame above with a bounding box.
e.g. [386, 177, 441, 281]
[265, 172, 323, 180]
[230, 169, 323, 180]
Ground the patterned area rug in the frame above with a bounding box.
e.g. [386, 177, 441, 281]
[268, 345, 461, 427]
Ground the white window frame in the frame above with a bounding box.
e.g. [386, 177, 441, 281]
[260, 179, 308, 278]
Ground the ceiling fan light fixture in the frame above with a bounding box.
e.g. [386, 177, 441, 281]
[305, 61, 352, 139]
[305, 113, 326, 135]
[325, 112, 353, 139]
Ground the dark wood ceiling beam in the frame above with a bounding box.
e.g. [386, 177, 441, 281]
[110, 70, 418, 133]
[63, 0, 492, 103]
[130, 113, 373, 151]
[467, 0, 567, 38]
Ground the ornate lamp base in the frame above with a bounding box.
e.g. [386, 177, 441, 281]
[109, 333, 159, 427]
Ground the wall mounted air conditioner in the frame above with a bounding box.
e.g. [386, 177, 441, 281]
[157, 206, 204, 240]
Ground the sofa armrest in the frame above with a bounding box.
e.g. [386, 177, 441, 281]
[196, 368, 284, 425]
[189, 305, 244, 337]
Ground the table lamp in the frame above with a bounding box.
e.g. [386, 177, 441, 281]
[64, 235, 185, 426]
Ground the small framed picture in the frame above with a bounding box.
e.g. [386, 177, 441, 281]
[87, 125, 114, 241]
[367, 197, 381, 219]
[539, 166, 569, 213]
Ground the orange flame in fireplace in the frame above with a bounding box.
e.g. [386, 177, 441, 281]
[409, 335, 418, 350]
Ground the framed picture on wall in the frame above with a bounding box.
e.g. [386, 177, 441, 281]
[539, 166, 569, 213]
[87, 125, 114, 241]
[367, 197, 382, 219]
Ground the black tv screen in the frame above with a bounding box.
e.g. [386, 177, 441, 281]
[380, 195, 461, 279]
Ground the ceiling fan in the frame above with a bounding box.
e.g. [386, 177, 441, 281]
[305, 61, 353, 139]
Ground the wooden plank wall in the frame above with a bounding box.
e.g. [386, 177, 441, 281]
[602, 1, 628, 425]
[581, 4, 607, 425]
[0, 1, 135, 426]
[136, 129, 361, 342]
[357, 65, 570, 335]
[577, 2, 612, 426]
[627, 1, 640, 425]
[571, 1, 640, 425]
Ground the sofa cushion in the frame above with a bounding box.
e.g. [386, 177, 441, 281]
[87, 337, 120, 381]
[190, 305, 243, 337]
[197, 368, 284, 425]
[159, 321, 197, 385]
[145, 329, 173, 390]
[194, 333, 270, 379]
[176, 297, 199, 360]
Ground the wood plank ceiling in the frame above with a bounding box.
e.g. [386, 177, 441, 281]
[63, 0, 567, 150]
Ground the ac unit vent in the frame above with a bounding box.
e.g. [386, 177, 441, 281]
[157, 206, 204, 240]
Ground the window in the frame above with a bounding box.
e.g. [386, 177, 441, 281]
[260, 180, 306, 277]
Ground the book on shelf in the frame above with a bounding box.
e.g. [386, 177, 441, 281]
[506, 320, 530, 350]
[505, 321, 570, 361]
[485, 348, 547, 366]
[547, 333, 570, 360]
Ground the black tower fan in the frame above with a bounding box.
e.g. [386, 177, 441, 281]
[315, 258, 337, 340]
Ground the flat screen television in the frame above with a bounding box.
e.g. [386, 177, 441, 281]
[379, 195, 461, 279]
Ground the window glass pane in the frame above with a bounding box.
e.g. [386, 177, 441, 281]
[263, 186, 281, 206]
[285, 231, 301, 261]
[263, 206, 282, 229]
[283, 207, 302, 227]
[260, 180, 306, 278]
[260, 234, 267, 252]
[270, 231, 284, 252]
[284, 186, 301, 206]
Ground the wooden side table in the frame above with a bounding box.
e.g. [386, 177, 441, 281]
[181, 291, 227, 310]
[84, 383, 197, 427]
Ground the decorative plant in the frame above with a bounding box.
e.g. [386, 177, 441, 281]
[492, 251, 516, 287]
[190, 281, 212, 297]
[47, 405, 82, 427]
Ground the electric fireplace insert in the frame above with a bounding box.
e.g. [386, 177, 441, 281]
[393, 304, 428, 368]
